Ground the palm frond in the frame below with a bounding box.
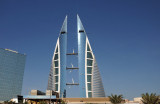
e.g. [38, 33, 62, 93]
[141, 93, 159, 104]
[108, 94, 123, 104]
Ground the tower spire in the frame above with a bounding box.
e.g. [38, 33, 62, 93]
[77, 14, 85, 33]
[60, 15, 67, 35]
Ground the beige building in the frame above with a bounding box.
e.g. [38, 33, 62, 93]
[30, 90, 45, 95]
[133, 97, 142, 104]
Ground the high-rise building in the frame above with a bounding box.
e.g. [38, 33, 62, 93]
[47, 15, 105, 98]
[0, 48, 26, 101]
[47, 16, 67, 98]
[77, 15, 105, 98]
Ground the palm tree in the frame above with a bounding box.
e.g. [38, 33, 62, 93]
[141, 93, 159, 104]
[108, 94, 123, 104]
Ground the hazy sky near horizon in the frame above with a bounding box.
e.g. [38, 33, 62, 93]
[0, 0, 160, 100]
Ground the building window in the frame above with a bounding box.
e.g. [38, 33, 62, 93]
[54, 54, 58, 60]
[56, 47, 58, 53]
[87, 44, 90, 51]
[87, 83, 91, 91]
[87, 67, 92, 74]
[55, 68, 58, 74]
[87, 60, 93, 66]
[55, 84, 58, 91]
[54, 61, 58, 67]
[87, 52, 93, 59]
[87, 75, 92, 82]
[88, 92, 92, 98]
[55, 76, 58, 82]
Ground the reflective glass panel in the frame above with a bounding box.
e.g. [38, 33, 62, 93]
[55, 76, 58, 82]
[87, 60, 93, 66]
[55, 68, 58, 74]
[87, 52, 93, 59]
[87, 75, 92, 82]
[87, 83, 91, 91]
[56, 47, 58, 53]
[88, 92, 92, 98]
[87, 67, 92, 74]
[54, 61, 58, 67]
[54, 54, 58, 60]
[55, 84, 58, 91]
[0, 48, 26, 101]
[87, 44, 90, 51]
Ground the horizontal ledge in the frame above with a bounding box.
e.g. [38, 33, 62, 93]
[66, 83, 79, 85]
[66, 67, 79, 69]
[66, 53, 78, 55]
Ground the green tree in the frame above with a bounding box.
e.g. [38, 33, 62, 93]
[61, 100, 66, 104]
[4, 101, 9, 104]
[108, 94, 123, 104]
[141, 93, 159, 104]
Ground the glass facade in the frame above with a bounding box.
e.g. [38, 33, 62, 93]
[0, 48, 26, 101]
[59, 29, 67, 98]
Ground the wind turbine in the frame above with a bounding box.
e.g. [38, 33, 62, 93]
[72, 78, 74, 84]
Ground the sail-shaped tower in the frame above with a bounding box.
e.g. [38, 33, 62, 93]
[77, 15, 105, 98]
[47, 15, 105, 98]
[47, 16, 67, 98]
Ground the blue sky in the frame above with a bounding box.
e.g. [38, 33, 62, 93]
[0, 0, 160, 100]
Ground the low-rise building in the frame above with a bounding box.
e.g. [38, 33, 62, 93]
[30, 90, 45, 95]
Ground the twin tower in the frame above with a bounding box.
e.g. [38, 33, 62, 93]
[47, 15, 105, 98]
